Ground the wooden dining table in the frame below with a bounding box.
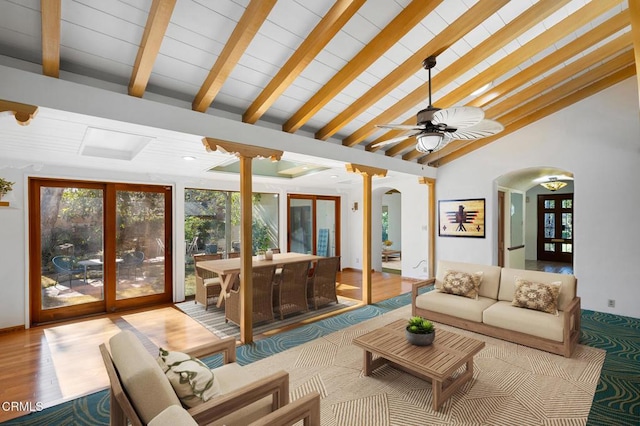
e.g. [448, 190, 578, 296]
[197, 252, 322, 307]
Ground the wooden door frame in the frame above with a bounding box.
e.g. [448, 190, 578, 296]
[286, 194, 341, 258]
[28, 178, 173, 325]
[497, 190, 505, 267]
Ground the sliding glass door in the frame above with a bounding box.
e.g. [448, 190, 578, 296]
[287, 194, 340, 257]
[29, 179, 172, 324]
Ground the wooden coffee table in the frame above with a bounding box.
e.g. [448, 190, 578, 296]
[353, 319, 485, 411]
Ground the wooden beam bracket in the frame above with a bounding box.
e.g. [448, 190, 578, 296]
[202, 137, 283, 161]
[0, 99, 39, 125]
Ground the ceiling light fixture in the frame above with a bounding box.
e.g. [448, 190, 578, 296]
[182, 156, 196, 161]
[540, 177, 567, 191]
[416, 133, 444, 153]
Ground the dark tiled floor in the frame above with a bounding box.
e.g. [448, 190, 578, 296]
[525, 259, 573, 274]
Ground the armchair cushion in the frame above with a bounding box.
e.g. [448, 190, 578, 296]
[158, 348, 219, 408]
[109, 331, 181, 424]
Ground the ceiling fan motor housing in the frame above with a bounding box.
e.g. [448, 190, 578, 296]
[417, 106, 439, 125]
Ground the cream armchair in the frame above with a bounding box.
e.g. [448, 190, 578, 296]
[100, 330, 320, 425]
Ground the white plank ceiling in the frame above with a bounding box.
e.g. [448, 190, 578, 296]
[0, 0, 636, 184]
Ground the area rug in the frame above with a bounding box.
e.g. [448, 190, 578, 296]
[240, 304, 606, 425]
[175, 296, 359, 339]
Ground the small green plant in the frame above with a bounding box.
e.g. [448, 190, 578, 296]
[406, 316, 434, 334]
[0, 178, 14, 197]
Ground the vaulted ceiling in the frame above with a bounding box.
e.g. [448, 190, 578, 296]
[1, 0, 639, 169]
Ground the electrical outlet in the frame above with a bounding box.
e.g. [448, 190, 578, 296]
[607, 299, 615, 308]
[423, 266, 428, 273]
[355, 257, 359, 264]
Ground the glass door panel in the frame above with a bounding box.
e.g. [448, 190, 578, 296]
[537, 193, 573, 263]
[115, 188, 168, 301]
[316, 199, 336, 256]
[289, 199, 313, 254]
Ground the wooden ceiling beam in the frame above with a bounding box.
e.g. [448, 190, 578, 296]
[243, 0, 365, 124]
[192, 0, 277, 113]
[471, 10, 630, 109]
[129, 0, 177, 98]
[282, 0, 443, 134]
[371, 0, 571, 157]
[487, 35, 633, 120]
[340, 0, 510, 147]
[422, 64, 636, 167]
[400, 0, 623, 161]
[41, 0, 61, 78]
[629, 0, 640, 111]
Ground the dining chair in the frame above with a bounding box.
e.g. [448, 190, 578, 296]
[307, 256, 340, 310]
[225, 264, 276, 326]
[226, 251, 240, 259]
[193, 253, 222, 309]
[274, 260, 310, 319]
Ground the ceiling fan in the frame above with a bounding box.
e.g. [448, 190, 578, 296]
[373, 56, 504, 153]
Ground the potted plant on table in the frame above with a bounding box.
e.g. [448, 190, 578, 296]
[406, 316, 435, 346]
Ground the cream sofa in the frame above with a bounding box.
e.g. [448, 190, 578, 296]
[412, 260, 581, 357]
[100, 330, 320, 426]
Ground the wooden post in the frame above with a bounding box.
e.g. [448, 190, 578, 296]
[203, 138, 282, 343]
[346, 164, 386, 305]
[418, 177, 436, 277]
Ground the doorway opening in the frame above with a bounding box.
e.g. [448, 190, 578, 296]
[381, 189, 401, 274]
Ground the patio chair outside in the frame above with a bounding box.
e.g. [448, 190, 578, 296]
[51, 255, 84, 289]
[121, 251, 145, 280]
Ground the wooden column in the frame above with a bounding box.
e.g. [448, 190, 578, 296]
[629, 0, 640, 111]
[346, 163, 386, 305]
[0, 99, 38, 125]
[203, 138, 282, 343]
[418, 177, 436, 277]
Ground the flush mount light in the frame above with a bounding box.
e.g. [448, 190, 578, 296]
[182, 156, 196, 161]
[540, 177, 567, 191]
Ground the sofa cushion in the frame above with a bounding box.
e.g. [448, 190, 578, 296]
[499, 268, 576, 311]
[441, 270, 483, 299]
[157, 348, 219, 408]
[207, 362, 275, 426]
[512, 278, 561, 315]
[483, 301, 565, 342]
[415, 291, 497, 323]
[109, 331, 181, 424]
[436, 260, 502, 299]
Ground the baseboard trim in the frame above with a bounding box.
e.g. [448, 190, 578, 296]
[0, 324, 25, 334]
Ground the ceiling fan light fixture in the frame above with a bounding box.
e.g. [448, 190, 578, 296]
[416, 133, 443, 153]
[540, 177, 567, 191]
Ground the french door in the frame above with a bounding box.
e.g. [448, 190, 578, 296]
[287, 194, 340, 257]
[537, 193, 573, 263]
[29, 178, 172, 325]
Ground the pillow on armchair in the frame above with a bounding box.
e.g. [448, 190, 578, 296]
[157, 348, 219, 408]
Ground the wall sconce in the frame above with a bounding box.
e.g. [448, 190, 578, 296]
[352, 202, 358, 212]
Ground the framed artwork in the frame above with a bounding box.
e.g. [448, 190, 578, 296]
[438, 198, 486, 238]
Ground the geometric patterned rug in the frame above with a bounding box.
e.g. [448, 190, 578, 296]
[239, 304, 606, 425]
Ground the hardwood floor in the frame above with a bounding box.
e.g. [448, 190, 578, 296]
[0, 269, 416, 422]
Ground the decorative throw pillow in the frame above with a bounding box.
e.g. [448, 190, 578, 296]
[157, 348, 219, 408]
[512, 278, 562, 315]
[441, 270, 483, 299]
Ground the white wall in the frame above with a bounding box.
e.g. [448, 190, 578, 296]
[436, 77, 640, 319]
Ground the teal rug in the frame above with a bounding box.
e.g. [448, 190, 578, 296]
[4, 290, 639, 425]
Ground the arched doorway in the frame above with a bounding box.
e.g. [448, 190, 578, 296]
[495, 167, 574, 273]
